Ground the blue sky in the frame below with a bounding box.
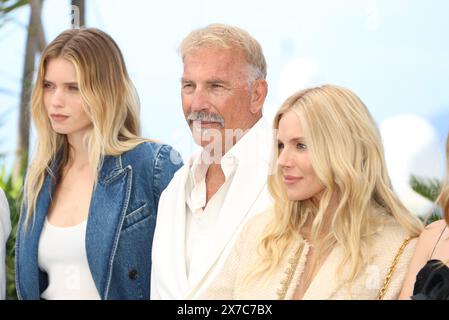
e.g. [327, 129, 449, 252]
[0, 1, 448, 212]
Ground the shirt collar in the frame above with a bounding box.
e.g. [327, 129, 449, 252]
[189, 118, 269, 180]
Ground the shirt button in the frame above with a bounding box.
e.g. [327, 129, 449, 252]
[128, 269, 138, 280]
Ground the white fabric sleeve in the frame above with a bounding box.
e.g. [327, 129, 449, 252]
[0, 188, 11, 300]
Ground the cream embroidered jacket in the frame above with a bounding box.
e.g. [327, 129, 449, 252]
[201, 211, 417, 300]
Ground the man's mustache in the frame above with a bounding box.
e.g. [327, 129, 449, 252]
[187, 111, 225, 127]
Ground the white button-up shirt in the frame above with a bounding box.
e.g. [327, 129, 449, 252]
[184, 151, 238, 283]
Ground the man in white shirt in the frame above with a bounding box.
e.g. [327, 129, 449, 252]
[151, 23, 273, 299]
[0, 188, 11, 300]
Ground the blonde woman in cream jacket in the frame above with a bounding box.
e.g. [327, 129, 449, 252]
[201, 85, 423, 300]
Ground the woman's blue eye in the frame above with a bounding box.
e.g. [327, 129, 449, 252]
[297, 143, 307, 150]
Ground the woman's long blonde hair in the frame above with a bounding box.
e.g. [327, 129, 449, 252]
[23, 28, 146, 227]
[439, 133, 449, 225]
[249, 85, 423, 285]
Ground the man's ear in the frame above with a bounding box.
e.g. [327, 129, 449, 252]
[250, 79, 268, 114]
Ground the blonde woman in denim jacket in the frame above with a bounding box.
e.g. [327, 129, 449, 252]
[15, 28, 182, 300]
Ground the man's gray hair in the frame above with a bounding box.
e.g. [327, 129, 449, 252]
[179, 23, 267, 83]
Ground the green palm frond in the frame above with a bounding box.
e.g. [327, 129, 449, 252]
[409, 175, 443, 225]
[410, 175, 442, 202]
[0, 0, 28, 15]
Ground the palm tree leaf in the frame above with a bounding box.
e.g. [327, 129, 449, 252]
[410, 175, 442, 202]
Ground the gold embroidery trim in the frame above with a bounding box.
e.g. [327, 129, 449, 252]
[276, 243, 304, 300]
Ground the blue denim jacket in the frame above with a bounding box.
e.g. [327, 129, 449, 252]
[15, 142, 183, 300]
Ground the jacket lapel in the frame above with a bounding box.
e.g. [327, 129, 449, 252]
[190, 162, 268, 290]
[16, 172, 55, 299]
[85, 155, 132, 299]
[169, 165, 190, 295]
[151, 162, 191, 298]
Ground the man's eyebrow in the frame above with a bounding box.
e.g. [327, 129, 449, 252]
[206, 78, 226, 83]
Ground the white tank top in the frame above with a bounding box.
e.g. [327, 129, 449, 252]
[38, 217, 100, 300]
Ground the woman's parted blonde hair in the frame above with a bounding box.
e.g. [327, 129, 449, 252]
[23, 28, 146, 227]
[179, 23, 267, 81]
[249, 84, 423, 286]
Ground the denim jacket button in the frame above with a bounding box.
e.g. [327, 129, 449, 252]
[128, 269, 138, 280]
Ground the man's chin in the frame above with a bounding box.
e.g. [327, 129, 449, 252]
[191, 128, 222, 146]
[193, 137, 213, 148]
